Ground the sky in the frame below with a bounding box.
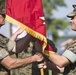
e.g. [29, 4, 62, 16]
[52, 0, 76, 37]
[53, 0, 76, 19]
[0, 0, 76, 37]
[53, 0, 76, 54]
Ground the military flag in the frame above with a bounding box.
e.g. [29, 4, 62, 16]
[6, 0, 55, 56]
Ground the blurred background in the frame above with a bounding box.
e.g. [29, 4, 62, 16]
[1, 0, 76, 53]
[0, 0, 76, 75]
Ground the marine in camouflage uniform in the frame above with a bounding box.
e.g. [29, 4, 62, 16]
[0, 4, 12, 75]
[0, 34, 15, 75]
[0, 33, 45, 75]
[0, 9, 45, 75]
[62, 5, 76, 75]
[46, 5, 76, 75]
[62, 40, 76, 75]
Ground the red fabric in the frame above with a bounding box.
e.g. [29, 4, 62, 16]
[6, 0, 46, 36]
[45, 44, 54, 51]
[6, 0, 54, 52]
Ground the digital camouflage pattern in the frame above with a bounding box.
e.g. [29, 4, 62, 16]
[67, 41, 76, 54]
[0, 34, 9, 51]
[10, 42, 49, 75]
[0, 34, 49, 75]
[0, 34, 10, 75]
[63, 41, 76, 75]
[10, 42, 33, 75]
[0, 35, 33, 75]
[17, 42, 33, 75]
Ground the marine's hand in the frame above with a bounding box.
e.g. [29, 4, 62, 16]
[38, 61, 47, 69]
[35, 53, 44, 62]
[34, 53, 47, 69]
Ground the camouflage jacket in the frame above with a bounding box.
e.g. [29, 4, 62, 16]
[0, 34, 15, 75]
[62, 41, 76, 75]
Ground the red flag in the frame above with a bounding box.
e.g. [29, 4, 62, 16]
[6, 0, 55, 56]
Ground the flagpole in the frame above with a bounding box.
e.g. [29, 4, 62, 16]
[40, 68, 44, 75]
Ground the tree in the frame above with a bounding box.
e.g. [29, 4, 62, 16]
[42, 0, 69, 42]
[0, 0, 5, 8]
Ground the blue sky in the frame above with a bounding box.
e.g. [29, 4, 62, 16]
[52, 0, 76, 37]
[53, 0, 76, 19]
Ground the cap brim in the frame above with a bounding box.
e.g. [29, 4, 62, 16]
[67, 12, 76, 18]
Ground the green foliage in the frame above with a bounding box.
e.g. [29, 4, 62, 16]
[0, 0, 5, 8]
[42, 0, 69, 42]
[2, 0, 5, 8]
[42, 0, 66, 18]
[46, 18, 70, 42]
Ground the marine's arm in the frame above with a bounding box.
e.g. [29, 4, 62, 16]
[48, 41, 76, 68]
[0, 53, 43, 70]
[0, 35, 43, 70]
[48, 53, 70, 68]
[34, 39, 71, 71]
[15, 34, 36, 53]
[9, 33, 36, 53]
[10, 28, 36, 53]
[6, 34, 35, 53]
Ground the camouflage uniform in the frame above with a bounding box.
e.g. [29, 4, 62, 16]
[63, 5, 76, 75]
[10, 42, 33, 75]
[0, 34, 15, 75]
[62, 41, 76, 75]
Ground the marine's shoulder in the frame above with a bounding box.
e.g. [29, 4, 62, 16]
[0, 34, 9, 45]
[67, 40, 76, 52]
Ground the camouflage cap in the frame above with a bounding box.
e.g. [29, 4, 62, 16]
[67, 5, 76, 18]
